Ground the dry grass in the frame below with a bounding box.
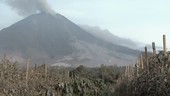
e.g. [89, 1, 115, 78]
[114, 51, 170, 96]
[0, 57, 120, 96]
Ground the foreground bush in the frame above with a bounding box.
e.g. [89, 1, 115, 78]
[0, 58, 121, 96]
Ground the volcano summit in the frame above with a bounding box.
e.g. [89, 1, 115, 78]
[0, 13, 140, 66]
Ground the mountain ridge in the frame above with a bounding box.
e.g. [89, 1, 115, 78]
[80, 25, 138, 49]
[0, 13, 140, 66]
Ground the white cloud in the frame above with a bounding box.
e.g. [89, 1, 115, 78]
[0, 3, 22, 30]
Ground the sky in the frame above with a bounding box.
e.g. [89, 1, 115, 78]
[0, 0, 170, 48]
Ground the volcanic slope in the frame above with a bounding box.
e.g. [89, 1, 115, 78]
[0, 13, 140, 66]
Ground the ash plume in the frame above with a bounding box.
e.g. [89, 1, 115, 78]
[5, 0, 56, 16]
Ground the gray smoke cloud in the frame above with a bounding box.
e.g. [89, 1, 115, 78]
[5, 0, 56, 16]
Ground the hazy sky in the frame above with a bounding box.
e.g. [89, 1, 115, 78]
[0, 0, 170, 48]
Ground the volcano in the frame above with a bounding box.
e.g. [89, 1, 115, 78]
[0, 13, 140, 66]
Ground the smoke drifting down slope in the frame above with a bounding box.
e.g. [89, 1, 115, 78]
[5, 0, 55, 16]
[0, 13, 140, 66]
